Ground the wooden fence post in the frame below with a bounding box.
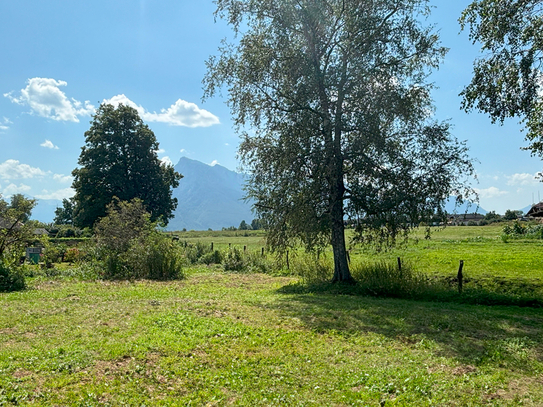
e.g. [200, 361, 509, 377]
[261, 247, 265, 257]
[397, 257, 402, 273]
[458, 260, 464, 294]
[286, 250, 290, 270]
[211, 242, 213, 251]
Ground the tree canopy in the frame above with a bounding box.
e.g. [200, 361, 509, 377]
[54, 198, 75, 225]
[460, 0, 543, 155]
[72, 104, 182, 228]
[0, 194, 36, 261]
[205, 0, 474, 282]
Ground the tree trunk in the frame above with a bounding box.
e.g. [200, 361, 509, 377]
[330, 160, 354, 284]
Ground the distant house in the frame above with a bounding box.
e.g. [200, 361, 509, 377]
[526, 202, 543, 218]
[33, 228, 51, 237]
[0, 216, 23, 231]
[448, 213, 485, 226]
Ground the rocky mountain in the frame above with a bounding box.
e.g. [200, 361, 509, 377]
[167, 157, 254, 231]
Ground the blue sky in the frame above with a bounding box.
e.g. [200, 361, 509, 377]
[1, 0, 542, 219]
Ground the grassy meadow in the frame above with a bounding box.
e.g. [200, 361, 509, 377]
[1, 225, 543, 406]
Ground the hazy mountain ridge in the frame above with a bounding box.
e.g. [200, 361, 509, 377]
[167, 157, 254, 231]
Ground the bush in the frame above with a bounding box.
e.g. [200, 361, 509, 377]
[350, 261, 435, 298]
[64, 247, 82, 263]
[127, 233, 184, 280]
[222, 247, 246, 272]
[199, 250, 224, 265]
[182, 242, 214, 264]
[290, 254, 333, 283]
[0, 262, 25, 292]
[94, 199, 184, 281]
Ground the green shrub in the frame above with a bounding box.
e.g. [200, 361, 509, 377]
[222, 247, 246, 272]
[199, 250, 224, 265]
[94, 199, 184, 281]
[291, 254, 333, 283]
[130, 234, 184, 280]
[0, 262, 25, 292]
[350, 261, 436, 298]
[64, 247, 82, 263]
[182, 241, 214, 264]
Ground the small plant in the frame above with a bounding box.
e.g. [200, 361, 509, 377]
[0, 261, 25, 292]
[292, 254, 333, 283]
[64, 247, 82, 263]
[94, 199, 184, 281]
[351, 261, 435, 298]
[222, 247, 246, 272]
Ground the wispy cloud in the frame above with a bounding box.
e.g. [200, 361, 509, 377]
[53, 174, 73, 184]
[5, 78, 94, 122]
[506, 172, 540, 186]
[209, 160, 219, 166]
[40, 139, 59, 150]
[35, 188, 75, 200]
[0, 117, 11, 132]
[2, 183, 31, 196]
[474, 186, 509, 199]
[103, 94, 220, 128]
[0, 159, 46, 180]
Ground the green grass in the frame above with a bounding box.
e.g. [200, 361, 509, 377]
[1, 269, 543, 406]
[172, 226, 543, 280]
[2, 225, 543, 405]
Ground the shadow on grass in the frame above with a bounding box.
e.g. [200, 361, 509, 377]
[273, 282, 543, 371]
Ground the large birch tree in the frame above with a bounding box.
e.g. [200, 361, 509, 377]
[205, 0, 474, 282]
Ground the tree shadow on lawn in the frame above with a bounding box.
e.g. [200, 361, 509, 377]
[272, 285, 543, 370]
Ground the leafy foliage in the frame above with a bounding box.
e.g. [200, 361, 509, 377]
[93, 199, 183, 280]
[205, 0, 475, 282]
[503, 209, 522, 220]
[54, 198, 75, 225]
[0, 194, 36, 261]
[0, 262, 25, 292]
[460, 0, 543, 156]
[72, 103, 182, 228]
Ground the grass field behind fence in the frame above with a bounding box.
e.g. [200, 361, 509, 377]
[1, 225, 543, 405]
[174, 225, 543, 280]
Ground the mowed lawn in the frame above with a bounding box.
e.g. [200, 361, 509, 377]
[2, 225, 543, 406]
[1, 269, 543, 405]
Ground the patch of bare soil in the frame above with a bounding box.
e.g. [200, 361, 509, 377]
[452, 365, 477, 376]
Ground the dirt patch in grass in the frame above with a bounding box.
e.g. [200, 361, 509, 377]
[452, 365, 477, 376]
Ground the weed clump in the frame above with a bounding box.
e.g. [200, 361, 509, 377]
[94, 199, 184, 281]
[0, 262, 25, 292]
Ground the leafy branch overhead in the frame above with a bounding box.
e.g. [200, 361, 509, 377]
[460, 0, 543, 156]
[205, 0, 475, 282]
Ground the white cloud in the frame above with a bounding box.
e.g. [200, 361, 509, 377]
[3, 183, 31, 196]
[0, 117, 11, 132]
[40, 139, 59, 149]
[0, 159, 46, 180]
[160, 156, 173, 167]
[5, 78, 94, 122]
[103, 94, 220, 128]
[474, 186, 509, 199]
[180, 149, 186, 153]
[225, 143, 229, 146]
[53, 174, 73, 184]
[506, 173, 540, 186]
[209, 160, 219, 166]
[35, 188, 75, 200]
[156, 148, 166, 154]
